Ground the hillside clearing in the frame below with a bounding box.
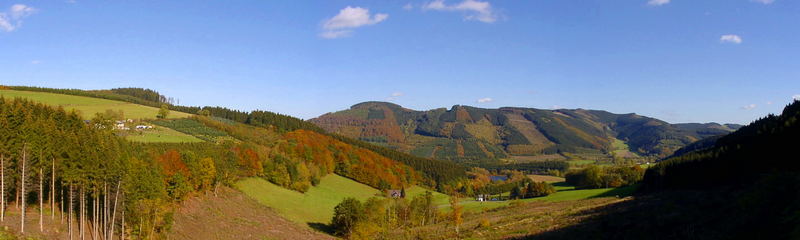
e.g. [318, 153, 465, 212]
[170, 186, 333, 240]
[0, 89, 191, 119]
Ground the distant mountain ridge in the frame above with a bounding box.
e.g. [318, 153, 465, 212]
[311, 101, 740, 163]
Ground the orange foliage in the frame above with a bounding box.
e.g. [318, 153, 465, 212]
[277, 130, 418, 189]
[158, 150, 190, 177]
[233, 146, 263, 176]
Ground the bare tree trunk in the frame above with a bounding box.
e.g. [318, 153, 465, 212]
[69, 185, 73, 240]
[61, 188, 65, 223]
[39, 167, 43, 232]
[109, 181, 120, 240]
[1, 154, 4, 222]
[51, 158, 55, 219]
[104, 183, 108, 240]
[94, 192, 98, 240]
[21, 144, 26, 233]
[121, 197, 125, 240]
[214, 182, 219, 197]
[80, 187, 85, 240]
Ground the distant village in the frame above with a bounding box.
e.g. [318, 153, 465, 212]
[84, 118, 155, 131]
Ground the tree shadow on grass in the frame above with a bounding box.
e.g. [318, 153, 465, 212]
[307, 222, 334, 235]
[590, 184, 639, 199]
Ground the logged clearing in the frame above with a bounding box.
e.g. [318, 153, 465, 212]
[0, 89, 191, 120]
[390, 197, 627, 240]
[236, 175, 380, 225]
[170, 187, 332, 240]
[528, 174, 566, 183]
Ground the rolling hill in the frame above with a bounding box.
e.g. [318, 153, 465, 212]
[311, 101, 740, 163]
[0, 89, 191, 120]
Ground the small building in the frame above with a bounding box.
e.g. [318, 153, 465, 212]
[476, 194, 489, 202]
[387, 189, 402, 198]
[136, 125, 154, 130]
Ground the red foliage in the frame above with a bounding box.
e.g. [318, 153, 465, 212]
[233, 147, 263, 176]
[158, 150, 190, 177]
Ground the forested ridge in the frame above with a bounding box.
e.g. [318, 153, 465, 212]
[644, 100, 800, 189]
[4, 86, 468, 189]
[311, 101, 740, 164]
[583, 100, 800, 239]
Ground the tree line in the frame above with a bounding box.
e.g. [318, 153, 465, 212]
[566, 165, 644, 189]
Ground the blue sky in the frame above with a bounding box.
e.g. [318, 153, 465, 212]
[1, 0, 798, 124]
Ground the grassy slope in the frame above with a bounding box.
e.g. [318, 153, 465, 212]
[236, 175, 380, 225]
[124, 127, 203, 143]
[406, 185, 451, 206]
[0, 89, 191, 119]
[452, 183, 638, 212]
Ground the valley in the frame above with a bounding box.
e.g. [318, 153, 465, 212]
[0, 86, 794, 240]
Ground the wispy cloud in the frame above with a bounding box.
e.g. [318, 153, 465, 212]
[387, 92, 404, 101]
[30, 60, 41, 64]
[741, 104, 757, 110]
[720, 34, 743, 44]
[403, 3, 414, 10]
[647, 0, 670, 6]
[0, 4, 37, 32]
[320, 6, 388, 39]
[477, 97, 493, 103]
[751, 0, 775, 4]
[423, 0, 499, 23]
[793, 94, 800, 101]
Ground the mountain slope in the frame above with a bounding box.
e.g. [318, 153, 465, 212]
[311, 102, 739, 163]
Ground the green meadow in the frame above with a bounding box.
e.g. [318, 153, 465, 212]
[236, 175, 381, 225]
[445, 183, 638, 212]
[0, 89, 191, 120]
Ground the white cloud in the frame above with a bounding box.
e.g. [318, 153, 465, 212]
[793, 95, 800, 101]
[30, 60, 41, 64]
[766, 101, 773, 105]
[386, 92, 405, 101]
[423, 0, 498, 23]
[0, 4, 36, 32]
[403, 3, 414, 10]
[741, 104, 757, 110]
[752, 0, 775, 4]
[320, 30, 352, 39]
[476, 97, 493, 103]
[720, 34, 743, 44]
[647, 0, 670, 6]
[320, 6, 388, 39]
